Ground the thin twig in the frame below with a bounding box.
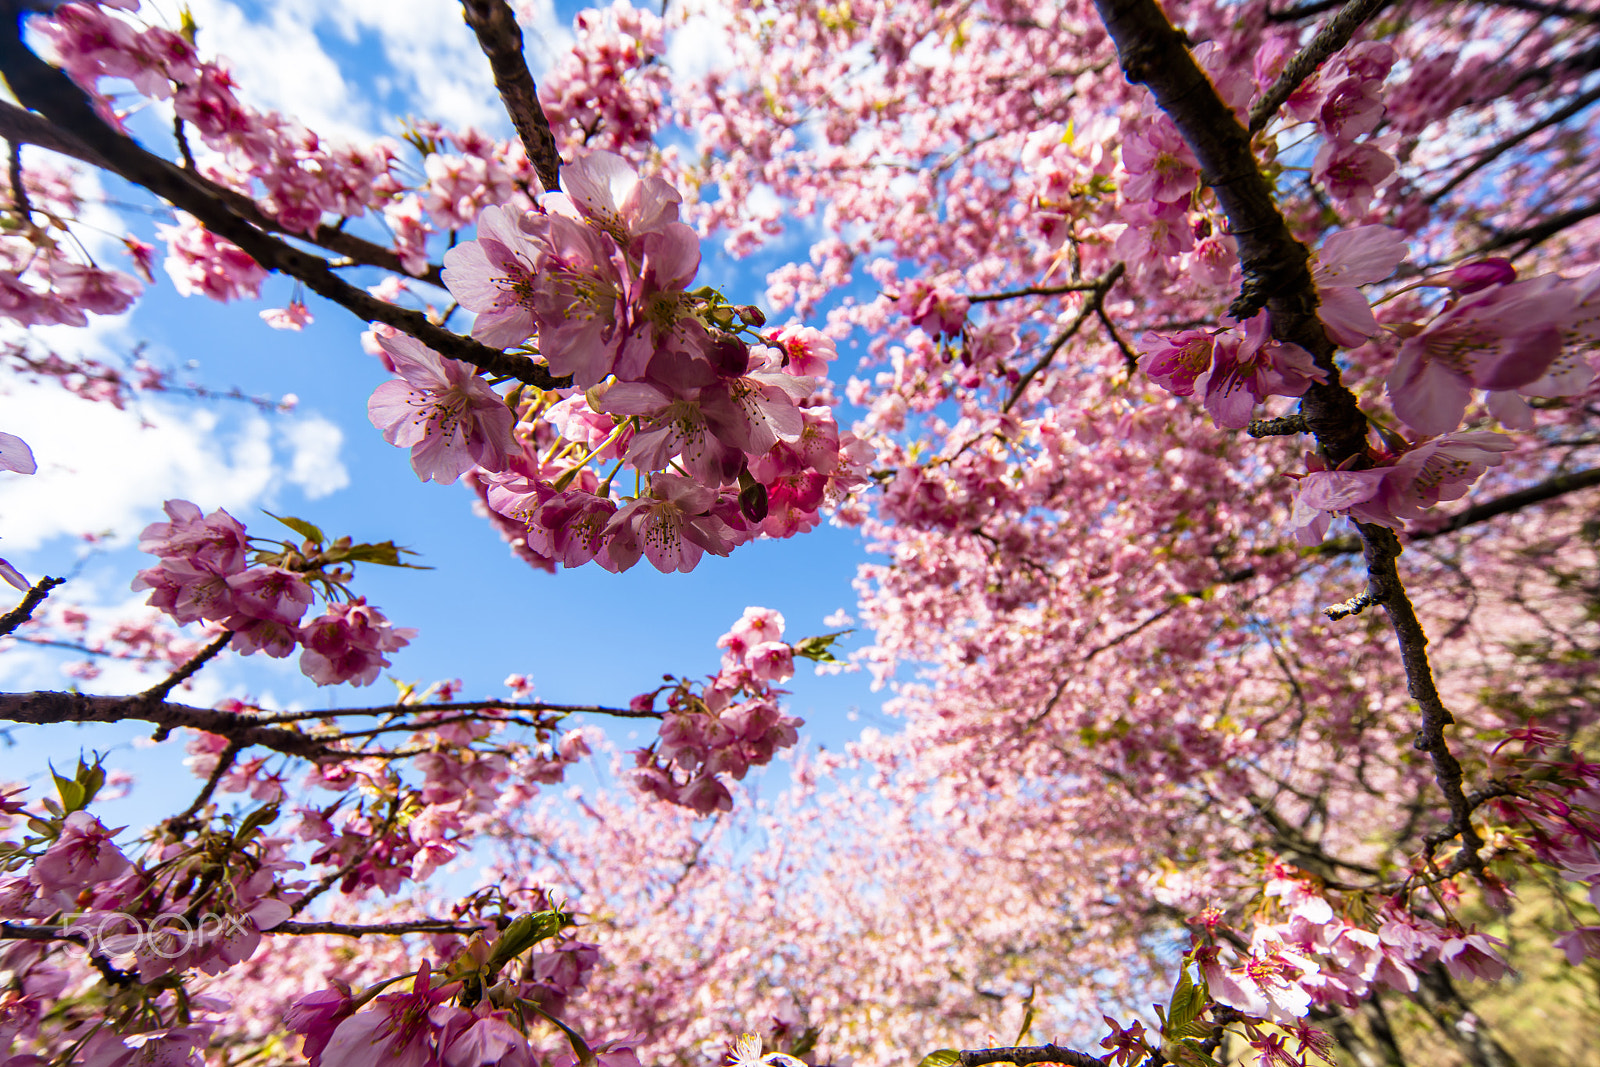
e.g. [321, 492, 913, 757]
[140, 631, 231, 710]
[1003, 263, 1125, 411]
[0, 575, 63, 637]
[1250, 0, 1393, 134]
[1428, 82, 1600, 204]
[967, 280, 1113, 303]
[273, 919, 489, 937]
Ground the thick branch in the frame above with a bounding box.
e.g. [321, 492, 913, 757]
[959, 1046, 1103, 1067]
[1091, 0, 1368, 463]
[0, 19, 566, 388]
[0, 575, 63, 637]
[1250, 0, 1393, 134]
[0, 100, 448, 287]
[1091, 0, 1488, 875]
[0, 691, 340, 759]
[460, 0, 562, 192]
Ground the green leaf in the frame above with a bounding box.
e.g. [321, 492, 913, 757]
[265, 511, 326, 546]
[788, 1028, 821, 1059]
[486, 910, 570, 970]
[792, 630, 853, 664]
[917, 1052, 960, 1067]
[1015, 985, 1036, 1046]
[1166, 961, 1204, 1034]
[332, 541, 432, 570]
[77, 757, 106, 807]
[233, 804, 280, 845]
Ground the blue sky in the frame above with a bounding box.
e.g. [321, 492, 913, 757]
[0, 0, 898, 831]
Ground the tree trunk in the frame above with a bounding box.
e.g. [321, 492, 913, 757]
[1410, 963, 1521, 1067]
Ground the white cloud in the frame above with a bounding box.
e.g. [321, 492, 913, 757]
[280, 418, 349, 499]
[0, 390, 348, 552]
[150, 0, 379, 144]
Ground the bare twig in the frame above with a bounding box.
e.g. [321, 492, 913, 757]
[140, 631, 231, 710]
[1250, 0, 1393, 134]
[1428, 82, 1600, 204]
[460, 0, 563, 192]
[1003, 263, 1124, 410]
[0, 575, 63, 637]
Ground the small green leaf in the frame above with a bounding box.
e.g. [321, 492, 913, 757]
[918, 1052, 960, 1067]
[486, 910, 570, 970]
[792, 630, 853, 663]
[334, 542, 432, 569]
[233, 804, 280, 845]
[1167, 961, 1204, 1034]
[265, 511, 326, 546]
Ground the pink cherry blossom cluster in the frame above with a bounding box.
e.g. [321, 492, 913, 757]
[1487, 727, 1600, 965]
[1192, 866, 1509, 1029]
[286, 960, 641, 1067]
[367, 150, 867, 574]
[0, 159, 143, 331]
[538, 0, 670, 156]
[38, 2, 403, 237]
[630, 607, 805, 814]
[130, 500, 415, 686]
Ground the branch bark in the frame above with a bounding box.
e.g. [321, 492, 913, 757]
[1250, 0, 1393, 134]
[0, 12, 566, 388]
[0, 690, 341, 759]
[460, 0, 562, 192]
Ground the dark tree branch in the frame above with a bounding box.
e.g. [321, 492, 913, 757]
[0, 20, 566, 388]
[1475, 196, 1600, 257]
[140, 631, 231, 710]
[460, 0, 562, 193]
[0, 100, 447, 287]
[1250, 0, 1393, 134]
[959, 1045, 1104, 1067]
[1318, 465, 1600, 554]
[1272, 0, 1600, 21]
[0, 575, 63, 637]
[967, 280, 1115, 303]
[1090, 0, 1489, 877]
[244, 697, 655, 723]
[0, 691, 341, 760]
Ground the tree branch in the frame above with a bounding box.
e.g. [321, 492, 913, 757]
[460, 0, 562, 192]
[0, 691, 341, 760]
[273, 919, 489, 937]
[0, 18, 566, 388]
[0, 575, 63, 637]
[0, 100, 448, 288]
[959, 1045, 1104, 1067]
[1427, 82, 1600, 204]
[1250, 0, 1393, 134]
[1003, 263, 1124, 410]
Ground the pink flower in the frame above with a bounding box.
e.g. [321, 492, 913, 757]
[551, 150, 683, 244]
[1387, 277, 1576, 434]
[1312, 226, 1407, 347]
[260, 300, 313, 330]
[1120, 116, 1199, 203]
[768, 325, 837, 376]
[1199, 311, 1324, 429]
[29, 811, 130, 892]
[1313, 141, 1395, 214]
[1439, 931, 1509, 981]
[0, 432, 35, 475]
[521, 212, 634, 387]
[1138, 329, 1213, 397]
[367, 330, 518, 483]
[319, 965, 455, 1067]
[286, 987, 356, 1066]
[298, 597, 416, 686]
[440, 205, 543, 348]
[224, 566, 316, 657]
[138, 499, 249, 574]
[1554, 925, 1600, 965]
[747, 641, 794, 683]
[606, 474, 741, 573]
